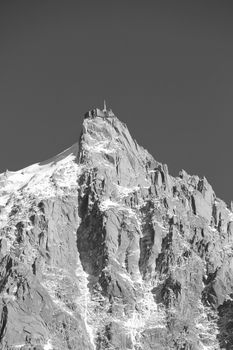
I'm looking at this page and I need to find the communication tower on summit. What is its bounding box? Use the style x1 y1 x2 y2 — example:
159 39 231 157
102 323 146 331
103 100 107 112
84 100 114 119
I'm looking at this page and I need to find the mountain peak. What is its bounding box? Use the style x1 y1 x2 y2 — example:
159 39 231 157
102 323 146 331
79 108 156 190
0 106 233 349
84 105 115 119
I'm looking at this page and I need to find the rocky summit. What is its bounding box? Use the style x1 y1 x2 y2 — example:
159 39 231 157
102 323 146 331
0 107 232 350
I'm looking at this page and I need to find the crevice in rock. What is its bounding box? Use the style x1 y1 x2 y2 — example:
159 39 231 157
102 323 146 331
0 304 8 342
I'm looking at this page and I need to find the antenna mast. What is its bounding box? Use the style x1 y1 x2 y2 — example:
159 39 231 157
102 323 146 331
103 100 107 112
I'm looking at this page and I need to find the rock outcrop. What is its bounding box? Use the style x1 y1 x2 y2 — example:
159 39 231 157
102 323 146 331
0 107 232 349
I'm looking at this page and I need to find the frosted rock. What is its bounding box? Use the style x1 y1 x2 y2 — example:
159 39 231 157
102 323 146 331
0 107 232 349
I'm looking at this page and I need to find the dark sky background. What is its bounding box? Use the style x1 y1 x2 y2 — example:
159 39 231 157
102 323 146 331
0 0 233 204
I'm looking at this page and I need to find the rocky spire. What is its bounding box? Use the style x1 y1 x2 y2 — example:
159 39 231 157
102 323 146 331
0 106 232 349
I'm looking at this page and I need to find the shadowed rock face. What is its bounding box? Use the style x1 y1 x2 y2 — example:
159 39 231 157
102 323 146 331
0 109 232 349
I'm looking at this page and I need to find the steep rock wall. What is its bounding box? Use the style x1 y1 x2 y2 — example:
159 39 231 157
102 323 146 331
0 111 232 349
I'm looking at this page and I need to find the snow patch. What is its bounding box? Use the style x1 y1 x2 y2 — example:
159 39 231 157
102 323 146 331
114 184 140 198
153 219 166 230
121 283 166 349
84 140 115 154
44 339 53 350
195 301 219 349
99 199 120 211
75 264 96 349
13 344 26 349
118 272 134 284
0 143 81 203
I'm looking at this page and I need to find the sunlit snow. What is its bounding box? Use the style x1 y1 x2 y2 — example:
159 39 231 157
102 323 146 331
0 143 80 206
43 339 53 350
84 140 115 154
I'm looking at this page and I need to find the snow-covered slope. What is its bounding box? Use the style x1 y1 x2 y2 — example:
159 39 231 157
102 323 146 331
0 142 80 204
0 107 233 350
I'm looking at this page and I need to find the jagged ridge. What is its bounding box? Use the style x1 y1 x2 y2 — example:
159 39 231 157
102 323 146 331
0 107 232 350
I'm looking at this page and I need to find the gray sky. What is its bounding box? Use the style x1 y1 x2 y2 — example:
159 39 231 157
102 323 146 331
0 0 233 203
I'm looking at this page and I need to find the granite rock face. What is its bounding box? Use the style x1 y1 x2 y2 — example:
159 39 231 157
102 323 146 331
0 108 233 349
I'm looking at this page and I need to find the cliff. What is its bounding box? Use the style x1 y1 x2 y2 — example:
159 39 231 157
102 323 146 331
0 108 232 349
